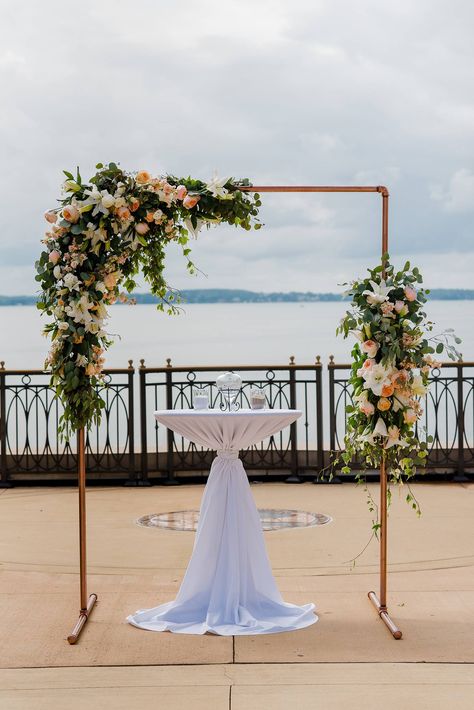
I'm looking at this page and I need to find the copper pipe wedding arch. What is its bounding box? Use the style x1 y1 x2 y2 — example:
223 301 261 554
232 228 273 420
67 183 401 643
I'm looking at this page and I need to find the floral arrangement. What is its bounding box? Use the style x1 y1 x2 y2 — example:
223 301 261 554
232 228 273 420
36 162 261 437
337 256 461 517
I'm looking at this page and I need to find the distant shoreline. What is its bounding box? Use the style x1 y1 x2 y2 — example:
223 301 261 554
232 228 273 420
1 288 474 306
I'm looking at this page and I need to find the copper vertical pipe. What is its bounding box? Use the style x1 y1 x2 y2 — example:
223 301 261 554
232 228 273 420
379 456 388 608
67 427 97 644
368 186 402 639
78 427 87 610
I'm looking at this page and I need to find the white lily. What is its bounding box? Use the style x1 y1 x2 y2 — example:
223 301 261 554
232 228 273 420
385 425 408 449
362 279 393 305
349 329 364 342
359 417 388 445
205 172 231 199
65 294 95 325
184 218 205 239
363 363 393 396
83 186 116 216
392 391 411 412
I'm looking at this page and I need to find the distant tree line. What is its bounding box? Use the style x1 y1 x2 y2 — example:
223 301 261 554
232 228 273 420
1 288 474 306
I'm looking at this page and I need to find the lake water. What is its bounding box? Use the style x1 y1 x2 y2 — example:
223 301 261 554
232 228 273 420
0 301 471 369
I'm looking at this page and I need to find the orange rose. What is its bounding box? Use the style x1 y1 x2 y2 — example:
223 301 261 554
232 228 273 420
145 212 155 222
377 397 392 411
116 206 131 221
183 194 200 209
136 170 151 184
129 198 140 212
381 383 394 397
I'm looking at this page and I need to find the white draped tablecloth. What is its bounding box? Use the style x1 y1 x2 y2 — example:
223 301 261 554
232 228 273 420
127 409 318 636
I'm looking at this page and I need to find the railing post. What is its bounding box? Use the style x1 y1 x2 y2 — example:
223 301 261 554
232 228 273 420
164 359 179 486
325 355 341 483
313 356 324 482
0 362 12 487
285 356 302 483
453 360 468 482
124 360 149 487
138 359 149 483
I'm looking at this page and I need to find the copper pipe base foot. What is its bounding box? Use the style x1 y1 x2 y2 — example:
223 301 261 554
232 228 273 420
67 593 97 645
368 591 402 639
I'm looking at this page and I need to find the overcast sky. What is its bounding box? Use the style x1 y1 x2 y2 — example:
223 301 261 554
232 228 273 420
1 0 473 295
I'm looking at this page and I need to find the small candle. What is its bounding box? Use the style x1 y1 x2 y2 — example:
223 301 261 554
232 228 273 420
250 390 266 410
193 389 209 409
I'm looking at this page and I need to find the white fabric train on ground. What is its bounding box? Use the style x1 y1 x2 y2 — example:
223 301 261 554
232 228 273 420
127 409 318 635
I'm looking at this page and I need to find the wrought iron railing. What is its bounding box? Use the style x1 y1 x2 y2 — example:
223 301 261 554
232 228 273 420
0 358 473 485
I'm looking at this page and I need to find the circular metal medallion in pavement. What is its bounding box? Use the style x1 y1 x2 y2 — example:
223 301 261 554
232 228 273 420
136 509 332 532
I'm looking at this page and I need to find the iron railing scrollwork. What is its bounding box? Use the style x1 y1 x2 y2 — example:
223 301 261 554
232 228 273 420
0 357 472 484
0 361 136 485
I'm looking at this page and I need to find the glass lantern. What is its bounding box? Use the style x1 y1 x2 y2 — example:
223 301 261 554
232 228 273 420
216 371 242 411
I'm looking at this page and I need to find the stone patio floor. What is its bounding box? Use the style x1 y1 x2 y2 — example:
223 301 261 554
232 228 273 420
0 481 473 708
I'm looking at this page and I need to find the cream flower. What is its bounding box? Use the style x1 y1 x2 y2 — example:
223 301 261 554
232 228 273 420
63 273 81 292
411 374 427 397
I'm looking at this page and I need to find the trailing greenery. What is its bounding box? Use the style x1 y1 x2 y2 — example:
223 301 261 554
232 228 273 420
337 255 461 530
36 162 261 437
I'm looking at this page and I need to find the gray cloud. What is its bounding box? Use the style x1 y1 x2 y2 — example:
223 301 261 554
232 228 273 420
0 0 473 294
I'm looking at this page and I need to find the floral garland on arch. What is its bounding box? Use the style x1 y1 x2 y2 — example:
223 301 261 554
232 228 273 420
337 256 461 520
36 162 261 437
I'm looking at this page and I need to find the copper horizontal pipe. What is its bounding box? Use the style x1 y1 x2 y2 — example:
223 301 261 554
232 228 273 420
239 185 389 194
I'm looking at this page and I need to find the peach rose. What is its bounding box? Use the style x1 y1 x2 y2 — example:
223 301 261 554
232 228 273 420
62 205 80 224
129 198 140 212
135 222 150 235
176 185 187 200
381 383 395 397
404 286 417 302
116 206 131 221
183 194 200 209
394 300 405 313
361 339 379 358
377 397 392 411
403 408 418 424
103 272 118 290
360 400 375 416
145 212 155 223
48 250 60 265
44 210 57 224
85 363 96 376
136 170 151 184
